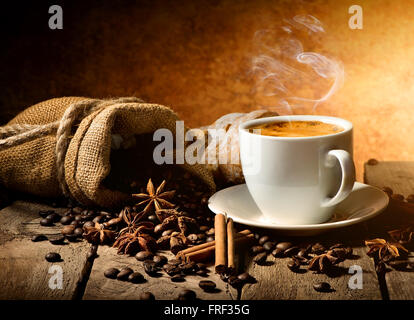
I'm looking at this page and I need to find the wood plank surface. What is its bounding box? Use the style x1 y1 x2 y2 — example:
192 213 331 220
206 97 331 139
0 201 92 299
364 161 414 300
83 245 237 300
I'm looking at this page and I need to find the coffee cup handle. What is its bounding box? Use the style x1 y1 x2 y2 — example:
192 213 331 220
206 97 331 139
321 149 356 207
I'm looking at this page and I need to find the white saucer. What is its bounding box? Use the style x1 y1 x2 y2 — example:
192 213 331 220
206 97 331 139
208 182 389 236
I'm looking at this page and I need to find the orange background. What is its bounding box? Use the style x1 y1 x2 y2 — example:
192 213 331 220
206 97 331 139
1 0 414 180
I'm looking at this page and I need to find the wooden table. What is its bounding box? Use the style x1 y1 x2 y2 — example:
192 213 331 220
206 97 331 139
0 161 413 300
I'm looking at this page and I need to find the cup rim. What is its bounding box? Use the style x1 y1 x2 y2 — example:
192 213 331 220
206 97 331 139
239 115 353 140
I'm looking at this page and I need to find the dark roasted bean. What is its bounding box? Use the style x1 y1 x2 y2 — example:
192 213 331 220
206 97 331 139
284 246 300 257
45 252 61 262
32 234 47 242
39 210 54 218
178 289 196 301
162 229 174 237
391 193 404 201
168 259 182 266
83 221 95 229
117 267 134 281
163 264 181 276
49 235 66 245
170 274 185 282
406 194 414 203
263 241 276 252
61 225 75 235
205 228 215 236
250 245 265 256
313 282 332 292
271 248 284 257
153 255 168 266
253 252 267 265
47 213 61 223
228 276 243 289
128 272 145 283
367 158 378 165
147 215 159 223
311 243 326 254
60 216 73 225
196 263 207 270
287 258 301 272
199 280 216 292
104 268 120 279
196 270 208 277
40 218 54 226
187 234 198 242
140 292 155 300
199 225 209 232
135 251 153 261
276 242 293 251
143 260 159 276
206 236 214 242
258 235 270 245
237 272 255 284
73 227 84 237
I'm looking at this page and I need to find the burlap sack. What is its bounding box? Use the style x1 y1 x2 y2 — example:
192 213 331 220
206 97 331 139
0 97 216 208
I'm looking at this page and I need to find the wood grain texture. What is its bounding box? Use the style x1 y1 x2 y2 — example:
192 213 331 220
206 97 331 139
83 245 236 300
364 161 414 300
0 201 92 299
241 247 381 300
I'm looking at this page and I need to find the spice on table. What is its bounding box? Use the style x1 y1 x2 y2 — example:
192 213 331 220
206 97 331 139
226 218 236 274
214 213 227 274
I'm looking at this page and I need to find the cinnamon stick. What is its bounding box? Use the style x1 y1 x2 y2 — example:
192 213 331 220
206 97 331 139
214 213 227 274
176 230 253 263
227 218 235 274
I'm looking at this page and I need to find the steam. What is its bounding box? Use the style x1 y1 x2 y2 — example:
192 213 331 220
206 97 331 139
252 15 344 113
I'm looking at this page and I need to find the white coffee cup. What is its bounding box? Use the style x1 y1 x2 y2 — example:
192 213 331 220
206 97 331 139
239 115 355 225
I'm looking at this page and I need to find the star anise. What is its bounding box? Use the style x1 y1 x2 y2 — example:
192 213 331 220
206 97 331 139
83 222 115 245
132 179 175 217
308 251 339 273
156 208 198 235
365 238 408 262
117 206 145 235
113 221 156 255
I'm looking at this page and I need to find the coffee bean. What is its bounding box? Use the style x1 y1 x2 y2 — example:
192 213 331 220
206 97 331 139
253 252 267 265
147 214 159 223
199 280 216 292
45 252 61 262
92 215 104 224
297 248 309 259
228 276 243 289
60 216 73 225
276 242 293 251
70 220 81 227
83 221 95 229
180 262 196 274
206 236 214 242
171 274 185 282
196 270 208 277
367 158 378 165
153 255 168 266
168 259 182 266
271 248 284 258
313 282 332 292
237 272 255 283
196 262 207 270
382 187 393 196
197 233 206 241
258 235 270 245
406 194 414 203
128 272 145 283
39 210 54 218
263 241 276 252
143 260 159 276
117 267 134 281
311 242 326 254
47 213 61 223
104 268 120 279
73 227 84 237
178 289 196 301
136 251 153 261
287 258 301 272
65 234 79 242
61 225 75 235
40 218 54 226
31 234 47 242
284 246 300 257
250 245 265 256
74 215 84 222
163 264 181 276
140 292 155 300
49 235 66 245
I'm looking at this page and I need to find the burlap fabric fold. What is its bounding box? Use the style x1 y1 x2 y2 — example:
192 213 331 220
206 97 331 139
0 97 216 208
